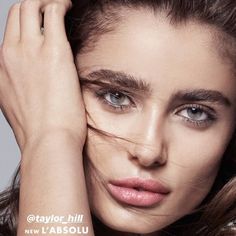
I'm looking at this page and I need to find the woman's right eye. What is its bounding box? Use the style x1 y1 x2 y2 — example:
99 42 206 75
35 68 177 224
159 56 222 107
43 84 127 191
95 89 135 112
104 92 131 107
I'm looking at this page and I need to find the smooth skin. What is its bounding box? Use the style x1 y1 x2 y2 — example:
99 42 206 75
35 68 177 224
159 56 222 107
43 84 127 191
1 1 236 236
0 0 93 235
77 10 236 235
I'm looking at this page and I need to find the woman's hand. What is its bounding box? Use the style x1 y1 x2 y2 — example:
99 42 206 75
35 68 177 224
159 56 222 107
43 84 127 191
0 1 95 235
0 0 87 152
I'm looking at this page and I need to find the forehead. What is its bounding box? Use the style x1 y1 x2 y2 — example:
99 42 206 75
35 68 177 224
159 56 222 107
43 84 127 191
77 9 235 98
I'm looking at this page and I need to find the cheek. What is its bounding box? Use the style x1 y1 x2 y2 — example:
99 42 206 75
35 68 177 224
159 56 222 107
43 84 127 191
164 127 232 212
169 125 231 190
83 130 122 177
171 126 230 174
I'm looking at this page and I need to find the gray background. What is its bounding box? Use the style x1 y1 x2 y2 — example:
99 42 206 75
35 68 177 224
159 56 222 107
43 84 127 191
0 0 20 191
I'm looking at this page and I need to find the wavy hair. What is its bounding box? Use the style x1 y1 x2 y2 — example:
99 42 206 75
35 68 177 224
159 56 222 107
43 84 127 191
1 0 236 235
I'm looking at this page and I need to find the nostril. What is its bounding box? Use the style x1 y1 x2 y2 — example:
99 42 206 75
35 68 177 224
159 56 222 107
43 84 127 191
153 161 165 167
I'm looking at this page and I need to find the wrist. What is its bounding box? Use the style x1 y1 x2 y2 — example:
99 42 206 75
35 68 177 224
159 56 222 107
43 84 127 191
21 129 84 168
24 128 84 149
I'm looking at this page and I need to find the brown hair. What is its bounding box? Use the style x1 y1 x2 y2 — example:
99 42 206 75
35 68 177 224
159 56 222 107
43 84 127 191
1 0 236 235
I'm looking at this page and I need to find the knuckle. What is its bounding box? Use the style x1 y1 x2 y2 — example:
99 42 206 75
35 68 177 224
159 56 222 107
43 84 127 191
20 0 30 11
46 2 65 12
45 0 71 13
60 0 72 8
20 0 40 12
8 3 20 16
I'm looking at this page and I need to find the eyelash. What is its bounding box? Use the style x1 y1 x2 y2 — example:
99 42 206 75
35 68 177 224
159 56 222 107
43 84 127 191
95 88 136 112
93 88 217 127
175 104 217 127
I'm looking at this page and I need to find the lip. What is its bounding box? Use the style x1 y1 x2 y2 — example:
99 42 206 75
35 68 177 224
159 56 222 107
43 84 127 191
107 177 170 207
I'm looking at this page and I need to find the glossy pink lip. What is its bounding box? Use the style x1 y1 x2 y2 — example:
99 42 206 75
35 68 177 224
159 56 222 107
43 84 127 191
108 178 170 207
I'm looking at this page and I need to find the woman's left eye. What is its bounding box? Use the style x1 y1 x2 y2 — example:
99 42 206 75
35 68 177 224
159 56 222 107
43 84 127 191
178 107 208 121
176 105 216 126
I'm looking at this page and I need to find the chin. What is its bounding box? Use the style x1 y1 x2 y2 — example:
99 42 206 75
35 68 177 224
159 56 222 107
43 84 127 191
98 215 160 234
91 202 170 234
113 224 159 234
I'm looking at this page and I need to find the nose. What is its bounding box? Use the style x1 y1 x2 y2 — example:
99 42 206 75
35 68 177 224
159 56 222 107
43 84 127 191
130 109 167 168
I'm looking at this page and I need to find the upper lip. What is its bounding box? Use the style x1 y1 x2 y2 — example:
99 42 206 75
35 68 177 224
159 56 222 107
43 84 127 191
109 177 170 194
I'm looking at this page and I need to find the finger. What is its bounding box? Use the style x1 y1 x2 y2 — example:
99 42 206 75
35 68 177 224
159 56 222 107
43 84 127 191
3 3 21 45
43 0 72 43
20 0 43 41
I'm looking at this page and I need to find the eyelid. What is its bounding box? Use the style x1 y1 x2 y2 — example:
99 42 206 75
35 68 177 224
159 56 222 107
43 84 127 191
174 103 217 128
175 103 216 115
84 80 141 107
96 87 135 100
84 81 219 127
93 88 138 113
82 80 145 100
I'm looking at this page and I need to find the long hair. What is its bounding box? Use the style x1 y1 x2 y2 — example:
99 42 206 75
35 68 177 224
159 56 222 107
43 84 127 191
1 0 236 235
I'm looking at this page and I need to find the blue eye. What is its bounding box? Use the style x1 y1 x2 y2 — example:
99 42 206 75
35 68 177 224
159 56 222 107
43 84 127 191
104 92 131 107
94 89 135 112
176 104 216 127
178 107 208 121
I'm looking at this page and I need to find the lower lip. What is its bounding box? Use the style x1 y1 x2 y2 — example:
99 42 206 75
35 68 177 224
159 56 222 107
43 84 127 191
107 183 167 207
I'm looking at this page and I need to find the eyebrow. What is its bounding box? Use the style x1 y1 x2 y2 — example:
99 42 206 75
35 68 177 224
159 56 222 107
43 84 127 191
172 89 231 107
80 69 231 107
81 69 151 94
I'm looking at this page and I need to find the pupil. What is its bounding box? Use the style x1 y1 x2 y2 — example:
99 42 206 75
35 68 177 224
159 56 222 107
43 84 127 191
114 92 122 99
110 92 124 103
191 108 199 114
187 108 203 119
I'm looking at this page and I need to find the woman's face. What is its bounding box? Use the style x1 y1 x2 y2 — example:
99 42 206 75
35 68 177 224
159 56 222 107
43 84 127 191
77 10 236 234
